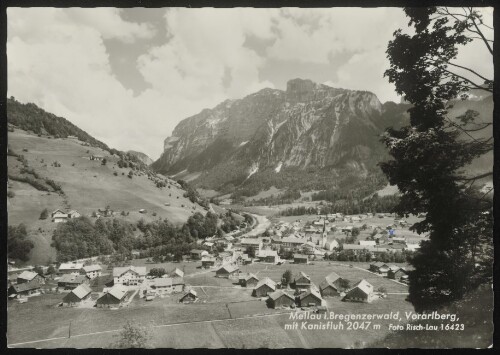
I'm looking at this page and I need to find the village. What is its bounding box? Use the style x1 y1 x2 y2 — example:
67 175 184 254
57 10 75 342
7 211 422 347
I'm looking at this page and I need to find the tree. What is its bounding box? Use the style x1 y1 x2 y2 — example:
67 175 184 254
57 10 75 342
34 265 44 276
282 269 292 287
101 158 107 165
47 265 56 275
338 278 351 291
39 208 49 220
383 7 493 312
112 320 152 348
149 268 166 278
377 286 387 294
8 224 34 261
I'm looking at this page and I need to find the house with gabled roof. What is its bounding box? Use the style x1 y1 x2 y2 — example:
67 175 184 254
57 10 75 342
8 280 41 298
369 262 391 275
179 289 198 303
294 271 312 290
252 277 277 297
58 274 90 290
96 285 128 308
267 290 295 309
238 273 259 288
80 264 102 279
63 283 92 306
113 266 146 285
170 268 184 278
215 264 239 278
388 266 407 280
319 272 346 297
17 271 45 285
343 279 375 303
58 262 84 275
293 254 309 264
299 289 325 307
51 209 68 223
257 249 280 263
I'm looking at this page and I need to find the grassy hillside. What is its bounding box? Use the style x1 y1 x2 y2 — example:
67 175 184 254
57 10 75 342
7 128 205 265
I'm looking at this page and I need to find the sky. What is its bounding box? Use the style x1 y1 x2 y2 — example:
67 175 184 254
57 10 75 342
7 7 493 160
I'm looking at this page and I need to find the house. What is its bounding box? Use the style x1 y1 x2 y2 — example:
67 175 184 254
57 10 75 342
96 285 128 308
252 277 277 297
267 290 295 309
8 280 41 298
201 255 216 268
90 154 104 161
179 289 198 303
294 272 312 290
240 238 263 252
301 241 317 255
319 272 345 297
343 279 375 303
239 273 259 288
369 262 391 275
113 266 146 285
293 254 309 264
58 274 90 290
215 264 240 278
282 236 305 249
58 263 84 275
171 277 185 293
190 249 208 260
239 253 252 265
80 265 102 279
203 241 215 250
359 240 377 247
17 271 45 285
51 209 68 223
67 210 81 219
63 283 92 306
405 243 421 252
257 249 279 263
388 267 407 280
299 289 325 307
170 268 184 278
149 277 173 295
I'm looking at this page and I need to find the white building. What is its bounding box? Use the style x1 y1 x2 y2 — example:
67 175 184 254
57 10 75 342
80 265 102 279
58 263 84 275
113 266 147 286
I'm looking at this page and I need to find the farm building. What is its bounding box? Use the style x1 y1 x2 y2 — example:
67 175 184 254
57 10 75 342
58 262 84 275
17 271 45 285
281 236 305 249
170 268 184 278
96 285 128 308
113 266 146 286
267 290 296 309
215 264 239 278
293 254 309 264
148 277 173 295
80 265 102 279
359 240 377 247
240 238 263 252
191 249 209 260
294 271 312 290
256 249 280 263
252 277 277 297
62 284 92 306
388 267 407 280
301 241 317 255
319 272 344 297
8 280 41 298
201 256 216 268
171 277 185 293
343 279 375 303
239 253 252 265
51 209 68 223
238 273 259 288
67 210 81 219
299 289 325 307
369 262 391 275
180 289 198 303
58 274 90 290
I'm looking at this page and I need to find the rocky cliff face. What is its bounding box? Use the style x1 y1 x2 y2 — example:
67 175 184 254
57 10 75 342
127 150 154 166
152 78 409 191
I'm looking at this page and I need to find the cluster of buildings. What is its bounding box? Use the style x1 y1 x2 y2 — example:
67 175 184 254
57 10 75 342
51 209 81 223
233 269 378 309
369 262 408 282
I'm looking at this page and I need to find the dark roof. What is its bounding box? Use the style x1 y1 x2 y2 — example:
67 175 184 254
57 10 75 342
10 280 41 293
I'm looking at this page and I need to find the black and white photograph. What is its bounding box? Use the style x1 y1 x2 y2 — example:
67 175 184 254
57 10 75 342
3 3 495 349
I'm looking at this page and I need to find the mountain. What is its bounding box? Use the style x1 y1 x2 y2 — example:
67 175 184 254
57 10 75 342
127 150 154 166
152 78 411 195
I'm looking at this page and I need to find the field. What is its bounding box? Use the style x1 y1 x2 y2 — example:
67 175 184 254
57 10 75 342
8 260 415 348
7 128 204 265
